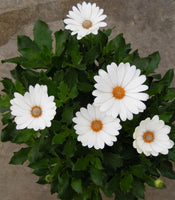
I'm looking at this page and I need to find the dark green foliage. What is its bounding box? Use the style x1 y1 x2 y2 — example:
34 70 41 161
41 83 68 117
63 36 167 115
10 147 31 165
33 20 53 51
120 174 133 193
71 178 83 193
1 20 175 200
1 123 18 142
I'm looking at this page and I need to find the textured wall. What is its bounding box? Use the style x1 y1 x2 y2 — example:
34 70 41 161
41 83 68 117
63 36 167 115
0 0 175 200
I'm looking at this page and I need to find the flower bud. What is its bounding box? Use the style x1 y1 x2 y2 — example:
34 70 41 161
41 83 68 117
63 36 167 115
45 174 53 183
154 179 164 188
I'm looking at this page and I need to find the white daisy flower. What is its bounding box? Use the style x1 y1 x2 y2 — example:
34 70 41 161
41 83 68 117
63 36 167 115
72 104 121 149
10 84 56 131
133 115 174 156
92 62 149 121
64 1 107 40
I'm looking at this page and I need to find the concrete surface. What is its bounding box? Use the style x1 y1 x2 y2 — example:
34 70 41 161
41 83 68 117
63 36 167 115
0 0 175 200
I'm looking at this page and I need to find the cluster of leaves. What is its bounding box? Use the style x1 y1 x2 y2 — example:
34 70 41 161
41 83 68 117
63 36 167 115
0 20 175 200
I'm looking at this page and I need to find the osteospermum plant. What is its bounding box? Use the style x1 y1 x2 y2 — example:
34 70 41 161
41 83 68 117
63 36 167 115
1 2 175 200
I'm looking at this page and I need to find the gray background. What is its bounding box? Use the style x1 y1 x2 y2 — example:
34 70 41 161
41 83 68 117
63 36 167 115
0 0 175 200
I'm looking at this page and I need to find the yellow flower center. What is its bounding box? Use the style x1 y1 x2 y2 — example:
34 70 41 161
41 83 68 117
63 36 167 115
82 20 92 29
91 120 103 132
31 106 42 118
112 86 125 99
143 131 155 143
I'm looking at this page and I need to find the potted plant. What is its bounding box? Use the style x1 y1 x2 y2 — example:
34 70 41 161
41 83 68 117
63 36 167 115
0 2 175 200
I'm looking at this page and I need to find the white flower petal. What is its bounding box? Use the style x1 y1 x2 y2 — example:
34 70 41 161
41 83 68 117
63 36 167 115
93 62 149 121
80 107 91 121
73 103 121 149
96 136 105 149
100 98 115 112
10 84 56 131
126 92 149 101
128 84 148 93
64 2 107 39
106 63 118 86
125 75 146 90
133 115 174 156
95 83 112 92
94 93 112 104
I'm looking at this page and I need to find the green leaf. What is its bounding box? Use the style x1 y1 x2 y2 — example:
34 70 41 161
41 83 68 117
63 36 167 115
22 60 46 69
53 70 64 83
39 46 52 65
104 174 120 197
10 66 39 88
19 48 41 61
51 178 59 194
64 68 78 88
1 78 15 95
74 64 86 70
164 88 175 101
103 29 112 37
73 157 89 171
38 130 51 151
28 142 44 163
71 178 83 193
57 82 69 102
1 123 18 142
52 131 70 145
84 47 99 64
90 168 104 186
90 157 103 170
145 176 157 188
67 37 82 65
55 30 67 56
95 30 109 47
132 52 160 75
105 33 130 62
28 158 49 169
63 138 77 157
168 147 175 162
159 112 173 123
0 106 9 112
103 152 123 169
149 69 174 95
78 82 94 92
17 35 39 51
92 188 103 200
13 129 36 144
1 111 11 125
132 179 145 199
62 106 74 124
39 70 57 96
9 147 31 165
145 52 160 75
50 161 62 176
161 69 174 87
0 94 11 108
130 164 146 178
57 172 70 196
114 190 136 200
1 56 27 65
69 85 78 99
106 33 125 53
54 99 63 108
14 81 24 94
170 125 175 140
120 174 133 193
37 175 47 185
158 160 175 179
33 20 52 51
